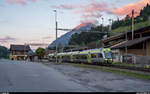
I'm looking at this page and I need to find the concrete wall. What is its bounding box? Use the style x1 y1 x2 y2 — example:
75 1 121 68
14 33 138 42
111 49 120 62
136 56 150 64
120 49 144 56
146 40 150 56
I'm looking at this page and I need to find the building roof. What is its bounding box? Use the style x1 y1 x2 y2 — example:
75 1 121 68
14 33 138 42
103 25 150 43
111 36 150 49
10 45 31 51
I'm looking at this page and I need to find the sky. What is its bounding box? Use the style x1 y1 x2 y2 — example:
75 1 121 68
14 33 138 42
0 0 150 50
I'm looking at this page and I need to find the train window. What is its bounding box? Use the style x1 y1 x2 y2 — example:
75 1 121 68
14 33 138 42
80 55 87 59
58 56 62 59
98 53 103 58
91 54 96 58
52 56 55 59
74 55 80 59
64 55 70 59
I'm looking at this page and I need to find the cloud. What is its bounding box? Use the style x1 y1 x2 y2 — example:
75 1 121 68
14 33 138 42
42 36 52 39
51 4 76 10
81 12 102 19
28 43 49 46
74 0 108 14
0 36 16 43
80 19 99 24
110 0 150 16
51 0 108 24
51 0 150 22
7 0 36 6
52 0 108 19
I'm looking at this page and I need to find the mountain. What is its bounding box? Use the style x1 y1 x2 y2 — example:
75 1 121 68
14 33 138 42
48 23 96 48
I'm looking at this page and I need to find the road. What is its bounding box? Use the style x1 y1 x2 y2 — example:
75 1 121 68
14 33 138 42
0 59 90 92
1 59 150 92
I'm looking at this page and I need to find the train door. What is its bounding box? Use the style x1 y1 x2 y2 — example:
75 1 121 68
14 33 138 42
90 53 97 63
87 53 91 63
97 53 105 63
70 54 73 62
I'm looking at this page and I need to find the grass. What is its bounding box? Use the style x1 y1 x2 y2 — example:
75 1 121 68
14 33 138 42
70 63 150 80
111 21 149 36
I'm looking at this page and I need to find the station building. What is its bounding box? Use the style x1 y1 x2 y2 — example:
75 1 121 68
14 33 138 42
102 26 150 64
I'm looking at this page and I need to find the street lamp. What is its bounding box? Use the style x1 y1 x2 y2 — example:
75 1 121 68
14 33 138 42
53 10 58 63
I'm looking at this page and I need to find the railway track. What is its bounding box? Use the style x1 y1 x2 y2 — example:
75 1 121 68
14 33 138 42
107 64 150 72
68 62 150 73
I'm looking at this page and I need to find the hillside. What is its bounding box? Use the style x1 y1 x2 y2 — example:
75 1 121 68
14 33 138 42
111 20 150 36
110 4 150 36
48 23 96 49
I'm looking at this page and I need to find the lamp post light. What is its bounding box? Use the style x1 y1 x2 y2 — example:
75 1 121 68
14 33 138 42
53 10 58 63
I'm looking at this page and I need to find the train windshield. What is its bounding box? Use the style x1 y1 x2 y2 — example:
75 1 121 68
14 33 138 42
104 52 112 59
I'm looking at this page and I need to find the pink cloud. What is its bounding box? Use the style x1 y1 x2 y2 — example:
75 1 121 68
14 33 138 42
51 0 108 24
7 0 36 6
7 0 15 4
80 19 99 24
16 0 26 5
110 0 150 16
51 4 76 10
0 36 16 43
29 0 36 2
81 12 102 19
74 0 108 14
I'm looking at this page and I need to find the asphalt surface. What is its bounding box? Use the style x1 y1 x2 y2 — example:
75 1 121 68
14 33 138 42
0 59 90 92
1 59 150 92
44 63 150 92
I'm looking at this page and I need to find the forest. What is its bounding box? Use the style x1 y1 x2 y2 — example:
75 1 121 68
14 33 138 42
68 4 150 47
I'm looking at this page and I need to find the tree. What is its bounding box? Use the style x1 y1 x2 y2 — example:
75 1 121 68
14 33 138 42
0 46 9 59
35 47 46 60
69 32 105 46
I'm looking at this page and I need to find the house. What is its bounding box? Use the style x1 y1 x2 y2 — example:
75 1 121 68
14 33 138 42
10 44 31 60
102 26 150 63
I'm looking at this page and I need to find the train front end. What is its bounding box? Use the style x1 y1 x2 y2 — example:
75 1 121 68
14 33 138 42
103 48 113 63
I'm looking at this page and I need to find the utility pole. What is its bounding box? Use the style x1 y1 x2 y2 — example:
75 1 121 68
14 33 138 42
101 17 104 32
132 9 134 40
125 30 128 63
53 10 58 63
102 18 104 32
108 19 112 37
24 43 26 61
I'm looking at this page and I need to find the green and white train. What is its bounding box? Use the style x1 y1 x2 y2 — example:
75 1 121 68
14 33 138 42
48 48 113 64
